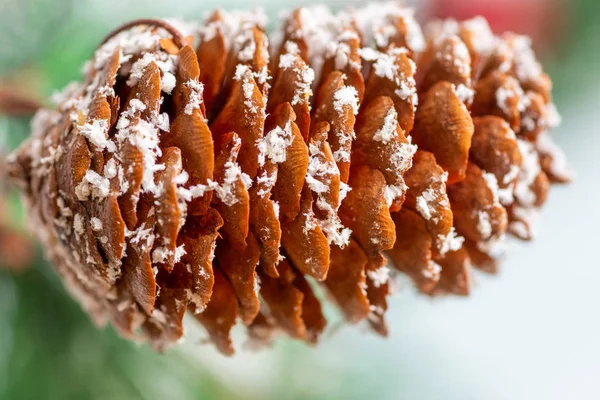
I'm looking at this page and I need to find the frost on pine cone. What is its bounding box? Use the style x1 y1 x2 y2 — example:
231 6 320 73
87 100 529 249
6 3 571 354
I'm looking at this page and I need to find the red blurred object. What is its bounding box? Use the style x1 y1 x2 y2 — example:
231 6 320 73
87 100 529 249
0 158 34 272
426 0 568 53
0 228 34 271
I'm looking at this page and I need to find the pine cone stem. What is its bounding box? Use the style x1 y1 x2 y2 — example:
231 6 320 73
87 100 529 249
100 19 187 49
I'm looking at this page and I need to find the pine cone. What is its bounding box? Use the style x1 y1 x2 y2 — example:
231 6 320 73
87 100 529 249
6 3 571 354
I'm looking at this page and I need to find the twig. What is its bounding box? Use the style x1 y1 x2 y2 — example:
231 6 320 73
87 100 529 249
0 88 44 117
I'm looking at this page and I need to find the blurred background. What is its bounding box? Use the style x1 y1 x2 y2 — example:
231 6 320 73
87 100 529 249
0 0 598 399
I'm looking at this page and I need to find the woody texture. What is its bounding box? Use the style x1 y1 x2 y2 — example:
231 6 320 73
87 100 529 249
5 3 571 355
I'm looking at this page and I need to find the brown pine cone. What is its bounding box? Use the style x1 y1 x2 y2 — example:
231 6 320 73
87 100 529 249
6 4 570 354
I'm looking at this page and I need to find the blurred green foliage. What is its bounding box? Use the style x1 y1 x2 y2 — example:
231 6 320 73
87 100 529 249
544 0 600 100
0 263 240 400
